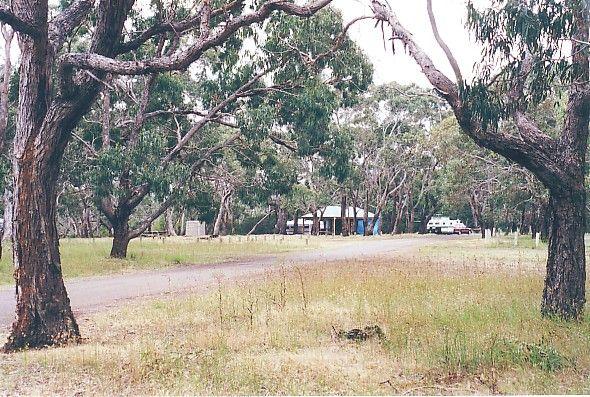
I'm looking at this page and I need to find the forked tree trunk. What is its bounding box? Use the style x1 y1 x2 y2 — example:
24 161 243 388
213 191 231 237
542 191 586 319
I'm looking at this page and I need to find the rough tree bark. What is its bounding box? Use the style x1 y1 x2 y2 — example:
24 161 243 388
110 210 131 259
373 0 590 319
2 0 137 351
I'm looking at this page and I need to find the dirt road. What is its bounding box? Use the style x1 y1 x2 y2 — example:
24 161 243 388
0 235 448 329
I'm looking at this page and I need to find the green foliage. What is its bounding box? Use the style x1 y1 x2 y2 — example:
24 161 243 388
464 0 582 130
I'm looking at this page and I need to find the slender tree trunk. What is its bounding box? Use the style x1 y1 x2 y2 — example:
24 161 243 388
351 195 358 235
519 204 528 235
165 208 177 236
248 211 272 235
2 186 12 242
540 201 550 242
341 193 349 237
407 189 415 233
407 208 415 233
0 24 13 152
293 209 299 235
392 195 405 235
363 190 369 236
542 191 586 319
179 209 186 235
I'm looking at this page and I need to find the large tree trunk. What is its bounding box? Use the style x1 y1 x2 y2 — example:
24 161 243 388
110 213 131 259
276 206 288 235
6 129 79 352
310 205 319 235
374 1 589 320
4 157 80 351
541 191 586 319
3 1 79 351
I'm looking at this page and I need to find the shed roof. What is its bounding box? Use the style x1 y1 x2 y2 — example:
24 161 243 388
301 205 374 219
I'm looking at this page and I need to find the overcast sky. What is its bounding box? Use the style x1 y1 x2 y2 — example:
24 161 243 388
331 0 485 86
2 0 485 89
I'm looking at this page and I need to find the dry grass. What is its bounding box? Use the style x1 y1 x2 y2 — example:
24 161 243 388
0 234 342 285
1 236 590 395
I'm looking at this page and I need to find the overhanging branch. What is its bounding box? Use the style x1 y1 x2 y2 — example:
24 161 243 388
59 0 331 85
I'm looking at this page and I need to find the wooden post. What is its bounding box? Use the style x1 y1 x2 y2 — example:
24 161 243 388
514 228 519 246
535 232 540 248
332 218 335 236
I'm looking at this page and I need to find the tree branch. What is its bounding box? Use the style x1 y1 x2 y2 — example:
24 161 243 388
373 2 568 190
58 0 331 81
48 0 94 53
161 68 269 164
0 5 40 37
426 0 463 85
114 0 244 54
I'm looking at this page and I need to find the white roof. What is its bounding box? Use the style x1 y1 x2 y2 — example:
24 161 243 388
287 219 316 226
301 206 374 219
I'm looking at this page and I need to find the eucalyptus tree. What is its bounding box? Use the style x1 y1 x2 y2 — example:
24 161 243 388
373 0 589 318
0 0 335 351
340 83 446 234
70 6 370 256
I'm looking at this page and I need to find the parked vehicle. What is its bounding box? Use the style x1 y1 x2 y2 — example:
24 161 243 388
453 222 471 234
426 215 461 234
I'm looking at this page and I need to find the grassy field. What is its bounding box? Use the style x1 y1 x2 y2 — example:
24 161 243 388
2 235 590 394
0 234 337 285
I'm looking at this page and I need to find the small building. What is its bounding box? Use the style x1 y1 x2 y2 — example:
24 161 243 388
185 220 207 236
292 205 376 235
